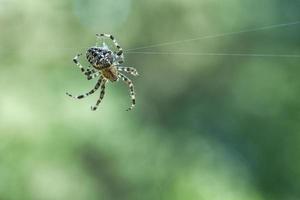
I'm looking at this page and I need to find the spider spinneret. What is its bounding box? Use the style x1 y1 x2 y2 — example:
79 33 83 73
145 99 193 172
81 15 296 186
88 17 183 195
66 33 138 111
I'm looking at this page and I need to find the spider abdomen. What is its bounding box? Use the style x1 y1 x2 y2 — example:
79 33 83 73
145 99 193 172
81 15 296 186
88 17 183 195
101 66 118 82
86 47 114 69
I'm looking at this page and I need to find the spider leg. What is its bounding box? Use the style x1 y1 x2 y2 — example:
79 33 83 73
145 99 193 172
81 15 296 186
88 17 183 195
85 67 96 75
73 54 99 80
118 73 136 111
66 76 103 99
117 60 124 64
87 72 100 80
116 66 139 76
96 33 124 58
91 79 107 111
85 68 100 80
73 53 86 73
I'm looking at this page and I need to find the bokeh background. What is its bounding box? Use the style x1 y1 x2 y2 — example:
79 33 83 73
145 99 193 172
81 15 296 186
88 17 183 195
1 0 300 199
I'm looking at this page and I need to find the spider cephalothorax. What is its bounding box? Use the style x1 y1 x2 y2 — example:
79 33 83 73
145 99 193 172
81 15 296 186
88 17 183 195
67 33 138 111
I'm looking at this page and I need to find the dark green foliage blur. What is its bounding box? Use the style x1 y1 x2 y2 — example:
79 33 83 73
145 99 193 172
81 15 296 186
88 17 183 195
0 0 300 199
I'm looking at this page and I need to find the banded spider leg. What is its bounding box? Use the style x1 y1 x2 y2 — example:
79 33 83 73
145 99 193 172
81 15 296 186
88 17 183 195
116 66 139 76
73 53 99 80
96 33 124 63
91 79 108 111
118 73 136 111
66 76 103 100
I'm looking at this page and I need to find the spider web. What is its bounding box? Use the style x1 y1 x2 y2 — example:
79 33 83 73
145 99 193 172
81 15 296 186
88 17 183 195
125 51 300 58
123 20 300 59
3 20 298 59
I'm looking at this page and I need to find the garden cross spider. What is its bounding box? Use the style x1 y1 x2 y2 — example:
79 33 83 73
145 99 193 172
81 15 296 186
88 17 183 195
66 34 138 111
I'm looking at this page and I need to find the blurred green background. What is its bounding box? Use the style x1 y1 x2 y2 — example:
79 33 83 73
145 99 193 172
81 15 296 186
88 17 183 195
1 0 300 199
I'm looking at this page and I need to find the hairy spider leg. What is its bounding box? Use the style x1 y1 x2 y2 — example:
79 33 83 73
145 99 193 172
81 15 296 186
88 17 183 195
73 53 98 80
116 66 139 76
116 58 124 64
85 68 100 80
66 76 103 99
87 72 100 80
91 79 108 111
118 73 136 111
96 34 124 58
85 67 96 75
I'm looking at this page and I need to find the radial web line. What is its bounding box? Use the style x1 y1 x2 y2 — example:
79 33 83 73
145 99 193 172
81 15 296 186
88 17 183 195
125 20 300 51
125 51 300 58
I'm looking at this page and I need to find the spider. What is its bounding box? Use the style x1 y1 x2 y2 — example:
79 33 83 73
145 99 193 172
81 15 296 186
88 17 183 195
66 34 138 111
